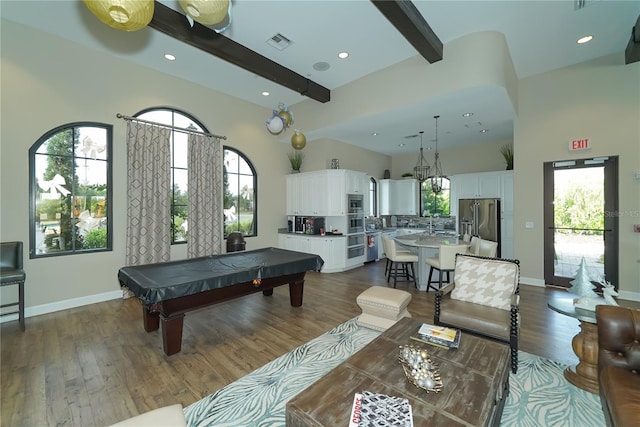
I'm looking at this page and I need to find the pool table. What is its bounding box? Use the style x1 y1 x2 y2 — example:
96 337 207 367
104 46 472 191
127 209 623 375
118 247 324 355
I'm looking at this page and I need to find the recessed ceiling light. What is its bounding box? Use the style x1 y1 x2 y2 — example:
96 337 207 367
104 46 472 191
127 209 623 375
398 143 405 147
577 35 593 44
164 54 176 61
372 132 378 136
261 91 270 96
462 112 473 117
338 52 349 59
480 129 489 133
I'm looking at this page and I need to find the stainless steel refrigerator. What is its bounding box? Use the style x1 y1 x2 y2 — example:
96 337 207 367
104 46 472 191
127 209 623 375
458 198 501 256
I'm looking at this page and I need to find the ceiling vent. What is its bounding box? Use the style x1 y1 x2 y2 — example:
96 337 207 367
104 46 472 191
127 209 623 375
464 122 482 128
266 33 293 51
574 0 601 11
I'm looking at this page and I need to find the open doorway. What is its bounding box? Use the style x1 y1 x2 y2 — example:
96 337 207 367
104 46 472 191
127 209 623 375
543 156 618 289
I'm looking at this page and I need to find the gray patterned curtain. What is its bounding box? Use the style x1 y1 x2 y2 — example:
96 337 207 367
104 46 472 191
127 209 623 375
187 133 224 257
125 121 172 267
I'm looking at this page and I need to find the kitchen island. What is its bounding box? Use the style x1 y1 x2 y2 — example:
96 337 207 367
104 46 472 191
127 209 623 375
394 233 468 291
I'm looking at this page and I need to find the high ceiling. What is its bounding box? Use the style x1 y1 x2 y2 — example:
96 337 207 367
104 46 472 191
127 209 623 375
2 1 638 155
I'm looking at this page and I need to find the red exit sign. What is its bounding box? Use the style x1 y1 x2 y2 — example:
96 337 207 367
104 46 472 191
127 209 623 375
569 138 590 151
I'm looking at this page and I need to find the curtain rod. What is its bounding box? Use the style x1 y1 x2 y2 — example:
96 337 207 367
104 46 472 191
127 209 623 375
116 113 227 140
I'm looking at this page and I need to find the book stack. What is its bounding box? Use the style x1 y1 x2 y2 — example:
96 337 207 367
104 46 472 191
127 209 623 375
410 323 461 349
349 391 413 427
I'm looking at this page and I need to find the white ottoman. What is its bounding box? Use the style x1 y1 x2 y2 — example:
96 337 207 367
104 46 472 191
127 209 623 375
356 286 412 331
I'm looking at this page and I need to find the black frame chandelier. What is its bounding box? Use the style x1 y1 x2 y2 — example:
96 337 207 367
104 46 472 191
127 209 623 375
413 131 430 182
430 115 444 194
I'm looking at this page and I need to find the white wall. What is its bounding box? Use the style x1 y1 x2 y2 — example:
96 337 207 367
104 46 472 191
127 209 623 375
513 54 640 298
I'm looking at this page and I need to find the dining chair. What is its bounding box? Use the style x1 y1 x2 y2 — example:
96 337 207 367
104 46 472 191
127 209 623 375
424 243 469 292
381 234 418 288
477 238 499 257
469 236 480 255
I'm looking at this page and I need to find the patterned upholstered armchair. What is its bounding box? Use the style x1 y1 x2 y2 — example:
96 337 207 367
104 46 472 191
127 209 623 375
434 254 520 373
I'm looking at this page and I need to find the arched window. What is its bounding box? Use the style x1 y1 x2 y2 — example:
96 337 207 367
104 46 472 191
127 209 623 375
135 107 258 242
223 147 257 237
369 177 377 217
29 122 113 257
135 108 209 244
420 178 450 216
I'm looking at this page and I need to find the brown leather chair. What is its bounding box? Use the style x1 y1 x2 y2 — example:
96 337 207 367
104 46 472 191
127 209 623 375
596 305 640 427
1 241 26 331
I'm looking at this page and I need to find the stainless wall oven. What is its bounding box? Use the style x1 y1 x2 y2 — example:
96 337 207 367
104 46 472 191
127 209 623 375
347 194 365 261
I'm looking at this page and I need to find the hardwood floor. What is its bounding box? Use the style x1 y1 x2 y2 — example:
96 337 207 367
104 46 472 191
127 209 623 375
1 260 637 426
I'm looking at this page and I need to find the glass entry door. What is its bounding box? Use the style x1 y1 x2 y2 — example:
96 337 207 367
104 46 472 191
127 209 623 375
543 156 618 289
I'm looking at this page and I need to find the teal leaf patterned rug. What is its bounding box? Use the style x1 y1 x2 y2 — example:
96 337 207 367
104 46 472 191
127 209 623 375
184 318 603 427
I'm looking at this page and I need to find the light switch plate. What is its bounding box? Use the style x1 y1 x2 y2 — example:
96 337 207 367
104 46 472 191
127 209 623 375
525 221 534 229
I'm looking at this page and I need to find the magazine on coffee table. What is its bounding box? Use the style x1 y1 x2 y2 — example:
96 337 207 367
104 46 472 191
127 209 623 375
349 391 413 426
410 323 461 349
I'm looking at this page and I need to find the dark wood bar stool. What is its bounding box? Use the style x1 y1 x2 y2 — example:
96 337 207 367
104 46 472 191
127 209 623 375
1 241 26 331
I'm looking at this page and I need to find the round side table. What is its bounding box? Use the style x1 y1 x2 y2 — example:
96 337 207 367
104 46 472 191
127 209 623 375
547 291 602 394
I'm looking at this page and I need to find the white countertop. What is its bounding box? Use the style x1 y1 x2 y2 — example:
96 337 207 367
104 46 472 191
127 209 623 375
394 233 464 248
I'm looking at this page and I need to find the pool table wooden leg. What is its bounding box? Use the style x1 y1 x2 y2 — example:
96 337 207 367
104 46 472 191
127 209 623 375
143 305 160 332
290 279 304 307
161 314 185 356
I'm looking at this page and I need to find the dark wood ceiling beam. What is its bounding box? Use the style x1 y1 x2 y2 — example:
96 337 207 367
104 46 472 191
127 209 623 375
148 2 330 103
371 0 443 64
625 14 640 64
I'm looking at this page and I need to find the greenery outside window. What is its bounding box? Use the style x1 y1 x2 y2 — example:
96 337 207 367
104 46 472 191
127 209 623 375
29 123 112 257
223 147 257 237
420 178 450 216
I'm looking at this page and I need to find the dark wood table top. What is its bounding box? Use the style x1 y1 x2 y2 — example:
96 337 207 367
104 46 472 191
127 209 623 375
286 317 510 427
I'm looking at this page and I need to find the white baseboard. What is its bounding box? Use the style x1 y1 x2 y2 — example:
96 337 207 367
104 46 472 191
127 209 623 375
520 277 546 287
520 276 640 302
0 290 122 324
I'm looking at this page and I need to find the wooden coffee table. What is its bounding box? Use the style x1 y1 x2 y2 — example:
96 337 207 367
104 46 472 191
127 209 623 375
286 317 511 426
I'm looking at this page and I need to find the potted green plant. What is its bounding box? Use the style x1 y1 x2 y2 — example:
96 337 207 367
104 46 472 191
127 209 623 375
401 172 414 179
287 150 304 173
500 144 514 170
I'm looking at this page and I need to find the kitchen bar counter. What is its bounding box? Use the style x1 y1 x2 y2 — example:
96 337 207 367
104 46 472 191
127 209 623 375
394 233 463 248
394 232 468 291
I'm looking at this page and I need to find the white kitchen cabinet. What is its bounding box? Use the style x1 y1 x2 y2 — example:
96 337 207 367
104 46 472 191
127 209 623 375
286 170 343 216
395 179 419 215
287 170 374 216
452 171 501 199
278 234 345 273
345 170 368 195
379 179 418 215
325 171 347 216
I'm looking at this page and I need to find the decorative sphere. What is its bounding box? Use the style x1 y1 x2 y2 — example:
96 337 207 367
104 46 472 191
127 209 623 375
278 110 293 127
291 130 306 149
266 115 284 135
425 378 436 389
